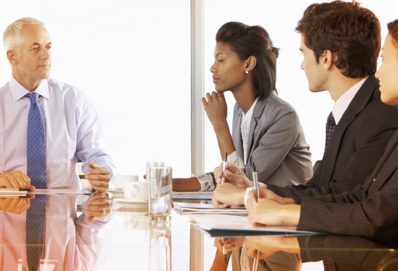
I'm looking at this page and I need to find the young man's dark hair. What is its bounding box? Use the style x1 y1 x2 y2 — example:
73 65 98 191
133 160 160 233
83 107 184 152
296 0 381 78
388 19 398 48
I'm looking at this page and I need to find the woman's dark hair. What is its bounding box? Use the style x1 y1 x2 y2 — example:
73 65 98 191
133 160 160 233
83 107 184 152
388 19 398 48
296 0 381 78
216 21 279 100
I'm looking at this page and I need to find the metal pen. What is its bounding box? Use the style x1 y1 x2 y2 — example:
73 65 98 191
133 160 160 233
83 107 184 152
219 152 228 265
222 238 227 264
221 152 227 184
252 162 260 200
251 162 260 270
252 250 259 271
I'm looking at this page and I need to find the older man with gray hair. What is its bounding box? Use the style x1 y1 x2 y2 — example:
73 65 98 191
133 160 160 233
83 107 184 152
0 17 116 191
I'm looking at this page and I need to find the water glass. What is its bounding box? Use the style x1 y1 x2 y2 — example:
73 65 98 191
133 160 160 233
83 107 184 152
146 159 165 180
148 167 172 217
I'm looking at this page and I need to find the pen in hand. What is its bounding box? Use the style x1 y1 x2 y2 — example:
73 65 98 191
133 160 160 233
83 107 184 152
222 238 227 264
252 162 260 200
221 152 227 184
252 250 259 271
249 159 260 271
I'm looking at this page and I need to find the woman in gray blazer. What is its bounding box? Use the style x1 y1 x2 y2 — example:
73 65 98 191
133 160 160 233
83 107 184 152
173 22 312 191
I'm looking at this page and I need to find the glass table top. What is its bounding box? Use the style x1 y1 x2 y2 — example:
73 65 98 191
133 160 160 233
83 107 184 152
1 192 397 271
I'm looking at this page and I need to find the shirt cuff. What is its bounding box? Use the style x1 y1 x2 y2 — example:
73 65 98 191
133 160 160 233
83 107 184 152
227 151 245 168
244 183 267 206
195 172 215 191
244 187 255 206
194 151 244 192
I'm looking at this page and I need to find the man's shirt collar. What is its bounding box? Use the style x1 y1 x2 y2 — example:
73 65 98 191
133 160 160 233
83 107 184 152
332 76 368 124
9 76 50 102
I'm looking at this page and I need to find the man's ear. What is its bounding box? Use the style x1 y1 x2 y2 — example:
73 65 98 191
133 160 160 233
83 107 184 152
245 55 257 73
7 50 18 65
320 50 334 71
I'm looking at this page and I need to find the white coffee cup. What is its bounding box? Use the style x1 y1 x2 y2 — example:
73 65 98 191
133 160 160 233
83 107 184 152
113 175 139 190
124 180 149 199
124 214 150 230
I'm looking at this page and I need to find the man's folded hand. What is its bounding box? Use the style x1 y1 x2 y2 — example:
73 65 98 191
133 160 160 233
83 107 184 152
0 171 34 191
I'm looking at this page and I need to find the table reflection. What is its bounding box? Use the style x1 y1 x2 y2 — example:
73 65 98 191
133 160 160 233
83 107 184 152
298 235 398 271
3 193 398 270
149 218 172 271
0 192 113 270
211 236 301 271
208 233 398 271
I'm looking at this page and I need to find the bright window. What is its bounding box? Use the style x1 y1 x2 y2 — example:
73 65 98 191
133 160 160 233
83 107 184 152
0 0 191 177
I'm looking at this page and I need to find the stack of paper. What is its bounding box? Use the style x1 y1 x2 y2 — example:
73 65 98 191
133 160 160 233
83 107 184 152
0 188 30 197
190 214 320 237
172 191 213 200
173 202 248 215
0 188 94 197
32 189 92 195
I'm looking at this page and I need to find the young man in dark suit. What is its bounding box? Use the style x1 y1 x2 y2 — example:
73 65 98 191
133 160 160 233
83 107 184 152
212 0 398 206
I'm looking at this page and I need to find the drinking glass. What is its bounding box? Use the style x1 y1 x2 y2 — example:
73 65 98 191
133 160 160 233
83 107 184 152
148 166 172 217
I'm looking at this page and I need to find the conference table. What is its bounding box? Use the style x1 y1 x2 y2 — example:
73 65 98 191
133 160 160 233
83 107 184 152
1 191 398 271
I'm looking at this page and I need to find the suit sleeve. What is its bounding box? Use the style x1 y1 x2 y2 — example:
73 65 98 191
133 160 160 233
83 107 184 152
245 108 303 183
296 169 398 243
297 235 389 269
268 104 398 198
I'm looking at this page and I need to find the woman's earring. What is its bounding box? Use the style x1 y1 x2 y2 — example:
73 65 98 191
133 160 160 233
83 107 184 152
245 71 249 74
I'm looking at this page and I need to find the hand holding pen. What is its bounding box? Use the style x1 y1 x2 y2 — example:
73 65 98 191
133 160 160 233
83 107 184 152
214 237 245 253
214 157 253 188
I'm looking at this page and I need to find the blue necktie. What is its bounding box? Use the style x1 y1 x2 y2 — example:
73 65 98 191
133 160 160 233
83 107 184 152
25 93 47 189
26 195 47 271
325 112 336 152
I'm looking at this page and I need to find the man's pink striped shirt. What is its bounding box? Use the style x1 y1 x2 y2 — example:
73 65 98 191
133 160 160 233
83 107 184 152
332 76 368 124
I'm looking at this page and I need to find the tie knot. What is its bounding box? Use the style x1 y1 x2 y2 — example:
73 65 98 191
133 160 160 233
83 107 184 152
25 92 40 105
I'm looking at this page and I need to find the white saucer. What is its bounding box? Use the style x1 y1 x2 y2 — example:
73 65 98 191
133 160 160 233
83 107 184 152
114 197 148 203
